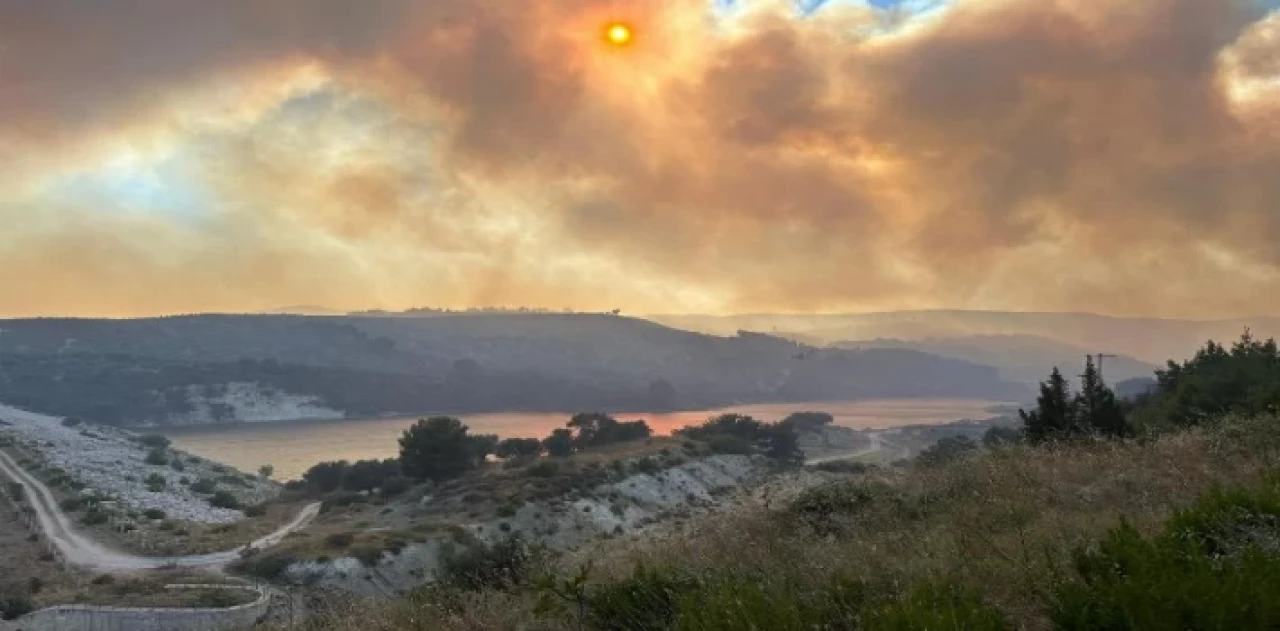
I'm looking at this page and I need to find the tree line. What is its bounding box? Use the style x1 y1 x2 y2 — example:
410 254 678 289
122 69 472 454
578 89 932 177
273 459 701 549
299 410 807 493
1019 330 1280 444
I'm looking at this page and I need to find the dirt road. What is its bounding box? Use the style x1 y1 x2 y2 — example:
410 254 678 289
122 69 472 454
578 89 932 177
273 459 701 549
0 449 318 572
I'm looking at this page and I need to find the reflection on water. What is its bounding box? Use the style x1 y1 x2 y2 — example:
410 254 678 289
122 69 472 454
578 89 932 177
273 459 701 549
162 398 1008 480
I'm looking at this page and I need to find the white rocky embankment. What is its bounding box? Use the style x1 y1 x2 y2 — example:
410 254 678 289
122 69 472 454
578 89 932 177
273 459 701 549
157 382 344 425
0 404 277 524
288 455 765 595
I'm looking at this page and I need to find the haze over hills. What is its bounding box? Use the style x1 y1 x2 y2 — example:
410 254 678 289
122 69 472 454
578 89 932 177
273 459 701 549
648 311 1280 365
831 335 1157 388
0 313 1024 427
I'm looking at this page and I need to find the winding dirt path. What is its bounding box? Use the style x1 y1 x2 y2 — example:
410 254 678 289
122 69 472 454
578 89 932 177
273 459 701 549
0 450 318 572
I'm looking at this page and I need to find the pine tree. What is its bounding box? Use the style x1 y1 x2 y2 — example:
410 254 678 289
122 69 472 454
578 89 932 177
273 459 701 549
1075 356 1128 438
1021 367 1075 444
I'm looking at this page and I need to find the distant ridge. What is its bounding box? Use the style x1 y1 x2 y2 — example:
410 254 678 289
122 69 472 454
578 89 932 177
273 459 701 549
646 310 1280 365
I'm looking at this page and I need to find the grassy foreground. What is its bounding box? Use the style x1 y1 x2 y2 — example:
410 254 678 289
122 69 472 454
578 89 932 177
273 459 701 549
274 416 1280 630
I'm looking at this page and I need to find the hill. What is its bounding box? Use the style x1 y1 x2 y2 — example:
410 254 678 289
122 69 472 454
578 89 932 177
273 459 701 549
649 310 1280 364
0 314 1024 426
833 335 1157 387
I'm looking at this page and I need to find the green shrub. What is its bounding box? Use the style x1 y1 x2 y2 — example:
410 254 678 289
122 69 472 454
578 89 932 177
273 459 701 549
144 448 169 466
582 564 697 630
189 478 217 494
191 589 245 609
61 417 83 427
864 582 1009 631
352 546 384 568
230 553 298 581
786 481 910 536
170 459 186 472
143 508 166 520
439 536 542 591
814 460 870 475
497 503 519 518
138 434 171 449
707 434 754 456
0 593 34 620
633 457 661 476
1053 482 1280 630
82 509 109 526
243 504 267 518
59 497 83 511
326 532 355 549
6 483 23 501
208 491 240 509
527 461 561 478
145 473 166 492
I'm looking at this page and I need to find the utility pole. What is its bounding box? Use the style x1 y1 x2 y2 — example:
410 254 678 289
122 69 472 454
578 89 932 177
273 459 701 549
1087 353 1118 384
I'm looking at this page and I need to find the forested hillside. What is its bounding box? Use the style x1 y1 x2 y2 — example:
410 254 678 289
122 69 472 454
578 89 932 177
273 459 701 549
0 314 1025 426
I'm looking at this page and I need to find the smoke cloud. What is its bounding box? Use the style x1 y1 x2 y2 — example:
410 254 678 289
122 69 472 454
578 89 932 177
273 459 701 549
1 0 1278 317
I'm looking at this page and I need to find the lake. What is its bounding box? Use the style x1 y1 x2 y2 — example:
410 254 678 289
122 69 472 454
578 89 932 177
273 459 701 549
162 398 1011 480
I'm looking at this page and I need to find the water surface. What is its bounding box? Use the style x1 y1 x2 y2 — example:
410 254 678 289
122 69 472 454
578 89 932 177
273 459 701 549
163 398 1008 480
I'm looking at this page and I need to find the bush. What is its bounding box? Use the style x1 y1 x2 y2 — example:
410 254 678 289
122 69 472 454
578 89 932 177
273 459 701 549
143 508 166 520
145 473 166 492
302 461 349 493
632 456 661 476
0 593 34 620
189 478 217 494
61 417 83 427
59 496 83 511
814 460 870 475
380 475 410 498
243 504 267 518
352 546 384 568
707 434 753 455
320 493 367 513
170 459 186 472
144 448 169 466
6 483 23 501
138 434 171 449
1052 482 1280 630
916 436 979 468
208 491 240 509
230 553 298 581
326 532 356 549
82 509 109 526
439 537 542 591
787 481 910 536
527 460 562 478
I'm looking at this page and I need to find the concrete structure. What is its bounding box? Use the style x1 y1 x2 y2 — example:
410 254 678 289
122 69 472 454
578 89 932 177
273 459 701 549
0 585 270 631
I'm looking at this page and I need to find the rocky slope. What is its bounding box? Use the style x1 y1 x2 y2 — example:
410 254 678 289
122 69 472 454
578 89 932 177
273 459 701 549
285 455 770 595
0 404 276 524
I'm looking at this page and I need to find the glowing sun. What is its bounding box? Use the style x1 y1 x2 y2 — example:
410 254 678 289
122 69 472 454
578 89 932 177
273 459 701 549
604 22 634 47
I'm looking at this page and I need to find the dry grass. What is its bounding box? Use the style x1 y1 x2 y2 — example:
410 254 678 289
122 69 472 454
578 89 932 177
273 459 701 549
274 416 1280 630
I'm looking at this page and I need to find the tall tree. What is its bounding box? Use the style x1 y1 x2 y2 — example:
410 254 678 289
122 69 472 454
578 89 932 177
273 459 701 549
1021 367 1076 443
1076 357 1128 438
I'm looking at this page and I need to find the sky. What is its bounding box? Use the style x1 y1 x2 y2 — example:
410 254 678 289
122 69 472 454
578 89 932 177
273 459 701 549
1 0 1279 319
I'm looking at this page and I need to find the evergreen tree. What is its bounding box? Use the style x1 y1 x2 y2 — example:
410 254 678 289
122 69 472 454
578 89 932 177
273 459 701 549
1075 356 1128 437
1020 367 1075 444
399 417 476 481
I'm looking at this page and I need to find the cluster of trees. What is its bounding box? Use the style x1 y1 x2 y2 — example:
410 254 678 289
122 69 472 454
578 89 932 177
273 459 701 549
300 412 659 490
1020 356 1127 443
1132 330 1280 430
676 414 803 464
1019 331 1280 444
301 458 409 496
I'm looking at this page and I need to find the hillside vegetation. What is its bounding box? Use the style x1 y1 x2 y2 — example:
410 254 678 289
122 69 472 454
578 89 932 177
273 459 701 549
0 314 1022 426
276 333 1280 630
